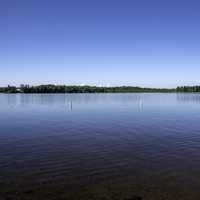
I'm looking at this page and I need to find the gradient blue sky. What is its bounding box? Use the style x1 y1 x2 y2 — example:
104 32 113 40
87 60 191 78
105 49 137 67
0 0 200 87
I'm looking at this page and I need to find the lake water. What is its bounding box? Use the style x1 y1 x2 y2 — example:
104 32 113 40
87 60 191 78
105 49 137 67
1 93 200 200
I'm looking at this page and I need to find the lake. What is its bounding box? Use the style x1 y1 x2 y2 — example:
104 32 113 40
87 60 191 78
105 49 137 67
1 93 200 200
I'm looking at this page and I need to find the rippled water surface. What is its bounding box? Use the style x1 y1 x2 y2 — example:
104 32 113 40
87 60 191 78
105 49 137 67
1 93 200 200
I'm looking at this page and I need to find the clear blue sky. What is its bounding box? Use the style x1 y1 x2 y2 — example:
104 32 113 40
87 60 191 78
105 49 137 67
0 0 200 87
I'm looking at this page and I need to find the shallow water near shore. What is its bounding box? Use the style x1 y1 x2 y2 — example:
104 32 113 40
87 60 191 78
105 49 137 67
1 93 200 200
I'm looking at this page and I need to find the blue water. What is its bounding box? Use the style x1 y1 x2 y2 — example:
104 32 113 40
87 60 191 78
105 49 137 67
1 93 200 199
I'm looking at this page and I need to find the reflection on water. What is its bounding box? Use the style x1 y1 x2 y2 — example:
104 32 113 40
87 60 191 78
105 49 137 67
1 93 149 113
1 93 147 105
1 93 200 200
2 93 200 108
177 93 200 103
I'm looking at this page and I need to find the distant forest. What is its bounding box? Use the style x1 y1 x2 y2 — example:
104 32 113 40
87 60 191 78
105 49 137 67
0 85 199 93
176 86 200 92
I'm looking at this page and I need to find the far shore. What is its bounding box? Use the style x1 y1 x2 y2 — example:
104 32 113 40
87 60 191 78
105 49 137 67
1 84 200 93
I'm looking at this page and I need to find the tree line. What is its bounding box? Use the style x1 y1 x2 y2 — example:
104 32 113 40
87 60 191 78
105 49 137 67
0 84 175 93
176 86 200 92
1 85 200 93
